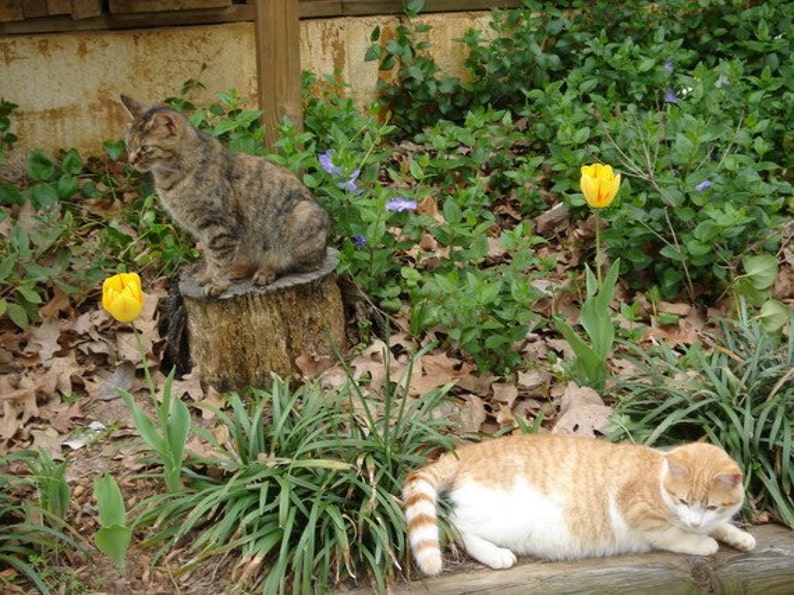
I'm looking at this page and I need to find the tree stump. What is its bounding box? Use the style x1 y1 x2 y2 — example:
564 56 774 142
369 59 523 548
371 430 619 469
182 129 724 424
178 250 345 392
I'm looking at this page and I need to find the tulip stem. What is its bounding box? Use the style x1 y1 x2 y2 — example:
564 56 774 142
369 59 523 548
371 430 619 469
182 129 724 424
131 325 156 398
595 212 603 286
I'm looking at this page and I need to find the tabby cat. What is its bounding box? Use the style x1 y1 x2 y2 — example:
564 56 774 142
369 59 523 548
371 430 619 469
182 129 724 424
120 95 329 297
403 433 755 576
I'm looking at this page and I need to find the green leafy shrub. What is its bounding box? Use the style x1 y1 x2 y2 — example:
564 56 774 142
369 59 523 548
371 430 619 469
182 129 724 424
365 0 470 137
131 354 455 593
372 0 792 302
609 302 794 528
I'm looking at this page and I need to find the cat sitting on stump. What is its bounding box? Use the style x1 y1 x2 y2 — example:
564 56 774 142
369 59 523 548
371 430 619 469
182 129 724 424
120 95 329 297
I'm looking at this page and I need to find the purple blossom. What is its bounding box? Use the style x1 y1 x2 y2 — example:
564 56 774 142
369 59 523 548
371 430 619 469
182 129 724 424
353 234 367 247
664 86 678 104
318 150 343 176
320 151 363 194
385 197 417 213
695 180 712 191
663 60 674 73
337 169 363 195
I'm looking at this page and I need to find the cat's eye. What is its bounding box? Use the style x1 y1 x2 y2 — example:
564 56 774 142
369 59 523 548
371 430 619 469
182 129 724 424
706 505 718 511
678 498 689 506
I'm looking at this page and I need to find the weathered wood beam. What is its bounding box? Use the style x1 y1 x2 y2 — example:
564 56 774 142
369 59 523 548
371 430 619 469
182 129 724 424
364 524 794 595
254 0 303 148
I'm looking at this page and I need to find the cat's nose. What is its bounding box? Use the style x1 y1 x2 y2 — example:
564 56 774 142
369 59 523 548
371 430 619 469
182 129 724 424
128 151 139 165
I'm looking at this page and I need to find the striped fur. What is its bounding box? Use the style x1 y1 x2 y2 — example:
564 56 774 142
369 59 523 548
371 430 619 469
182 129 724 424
403 453 460 576
120 95 329 297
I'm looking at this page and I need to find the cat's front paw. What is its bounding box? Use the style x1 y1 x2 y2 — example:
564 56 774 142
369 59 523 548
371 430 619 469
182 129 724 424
202 279 230 297
687 536 719 556
253 268 277 286
714 524 756 552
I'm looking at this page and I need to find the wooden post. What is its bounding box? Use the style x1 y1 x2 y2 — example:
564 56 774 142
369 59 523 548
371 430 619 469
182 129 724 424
254 0 303 148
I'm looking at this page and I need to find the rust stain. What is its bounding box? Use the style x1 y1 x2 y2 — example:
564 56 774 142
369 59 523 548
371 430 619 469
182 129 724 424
0 40 27 66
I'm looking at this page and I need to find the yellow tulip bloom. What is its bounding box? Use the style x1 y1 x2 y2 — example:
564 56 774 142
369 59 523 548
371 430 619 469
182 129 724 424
102 272 144 322
580 163 621 209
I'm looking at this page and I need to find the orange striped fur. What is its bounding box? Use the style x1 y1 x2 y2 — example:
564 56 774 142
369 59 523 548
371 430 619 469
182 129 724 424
402 433 754 576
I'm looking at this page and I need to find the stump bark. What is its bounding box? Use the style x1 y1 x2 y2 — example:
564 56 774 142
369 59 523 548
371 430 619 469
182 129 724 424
179 251 345 391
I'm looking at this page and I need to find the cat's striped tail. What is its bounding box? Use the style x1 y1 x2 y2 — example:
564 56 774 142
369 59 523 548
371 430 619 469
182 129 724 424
402 455 457 576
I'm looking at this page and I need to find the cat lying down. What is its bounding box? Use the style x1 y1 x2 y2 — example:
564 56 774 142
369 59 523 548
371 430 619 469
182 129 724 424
403 433 756 576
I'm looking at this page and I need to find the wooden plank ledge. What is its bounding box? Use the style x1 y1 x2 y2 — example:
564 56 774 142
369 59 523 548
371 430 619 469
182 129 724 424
386 524 794 595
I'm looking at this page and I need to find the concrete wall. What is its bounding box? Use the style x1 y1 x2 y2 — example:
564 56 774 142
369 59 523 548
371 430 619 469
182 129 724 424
0 12 491 174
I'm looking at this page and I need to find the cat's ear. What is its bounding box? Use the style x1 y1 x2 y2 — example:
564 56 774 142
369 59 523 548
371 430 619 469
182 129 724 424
120 95 146 119
716 473 742 488
151 111 180 136
665 458 686 477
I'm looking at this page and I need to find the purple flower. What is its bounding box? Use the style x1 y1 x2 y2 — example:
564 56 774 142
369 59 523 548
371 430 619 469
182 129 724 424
353 234 367 247
320 151 363 194
385 197 417 213
695 180 712 191
318 150 343 176
337 169 363 195
664 60 674 73
664 86 677 104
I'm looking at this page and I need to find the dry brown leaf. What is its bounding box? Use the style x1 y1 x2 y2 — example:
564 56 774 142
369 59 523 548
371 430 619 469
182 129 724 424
27 320 62 363
417 195 445 224
29 426 64 460
657 301 692 316
48 400 84 434
90 362 137 401
36 355 80 399
39 285 74 321
553 383 612 437
444 393 486 436
294 351 334 379
491 382 518 408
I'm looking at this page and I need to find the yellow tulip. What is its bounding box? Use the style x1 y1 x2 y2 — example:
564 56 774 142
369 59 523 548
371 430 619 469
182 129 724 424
102 272 144 322
580 163 621 209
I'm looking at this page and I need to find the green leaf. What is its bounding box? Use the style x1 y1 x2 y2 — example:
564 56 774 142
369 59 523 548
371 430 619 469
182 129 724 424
27 150 55 181
60 149 83 176
94 524 132 571
405 0 425 16
57 174 79 199
120 390 166 452
94 473 127 527
6 303 29 329
364 45 381 62
743 254 778 291
103 140 126 161
758 300 788 334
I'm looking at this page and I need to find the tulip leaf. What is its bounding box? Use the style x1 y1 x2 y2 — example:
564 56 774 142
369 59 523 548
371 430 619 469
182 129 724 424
94 524 132 571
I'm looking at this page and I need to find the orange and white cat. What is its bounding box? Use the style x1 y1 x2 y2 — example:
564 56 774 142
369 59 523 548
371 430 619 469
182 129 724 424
403 433 756 576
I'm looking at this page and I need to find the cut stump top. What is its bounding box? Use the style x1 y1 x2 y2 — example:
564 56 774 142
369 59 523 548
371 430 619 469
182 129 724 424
178 249 340 299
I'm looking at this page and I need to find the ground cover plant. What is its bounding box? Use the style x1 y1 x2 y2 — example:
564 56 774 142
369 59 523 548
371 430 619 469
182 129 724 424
0 0 792 592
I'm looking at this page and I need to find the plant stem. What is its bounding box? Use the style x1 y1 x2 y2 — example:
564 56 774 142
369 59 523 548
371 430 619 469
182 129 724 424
595 211 603 286
131 325 156 397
